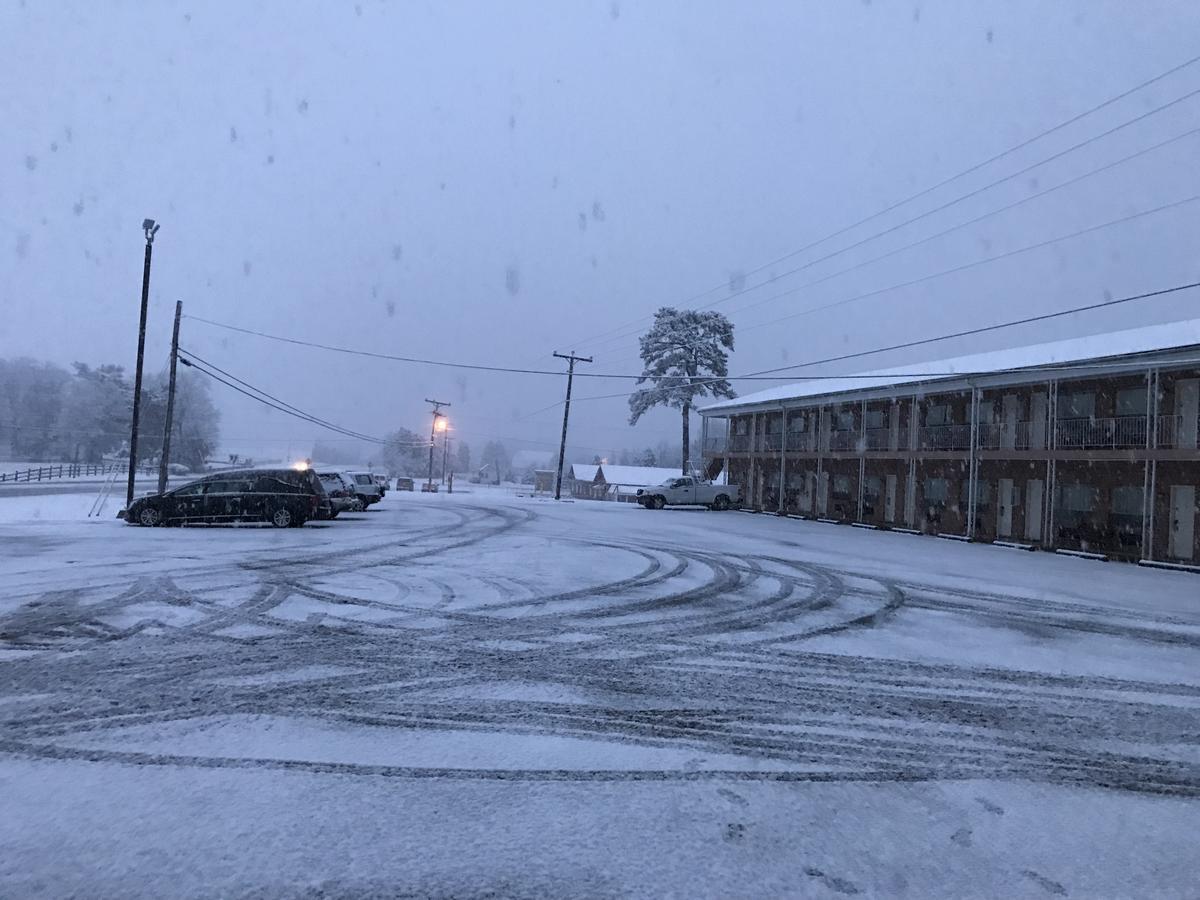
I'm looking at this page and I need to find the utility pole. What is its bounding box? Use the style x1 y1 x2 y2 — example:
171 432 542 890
424 398 450 490
441 433 451 486
157 300 182 494
553 351 592 501
126 218 160 509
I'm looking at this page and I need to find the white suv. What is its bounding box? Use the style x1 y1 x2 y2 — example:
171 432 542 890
347 471 383 507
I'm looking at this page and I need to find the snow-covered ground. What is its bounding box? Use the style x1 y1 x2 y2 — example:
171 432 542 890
1 486 1198 897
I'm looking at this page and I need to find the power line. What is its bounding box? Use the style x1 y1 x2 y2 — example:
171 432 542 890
181 354 389 445
539 281 1200 409
571 86 1200 357
184 190 1194 387
601 126 1200 366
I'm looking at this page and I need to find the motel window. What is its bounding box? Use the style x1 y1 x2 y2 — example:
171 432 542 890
765 414 783 434
1115 388 1148 416
1058 484 1098 512
735 418 749 435
865 409 885 429
836 409 855 431
787 412 807 433
925 404 951 426
923 478 948 503
1111 486 1144 517
833 475 852 498
1058 391 1096 419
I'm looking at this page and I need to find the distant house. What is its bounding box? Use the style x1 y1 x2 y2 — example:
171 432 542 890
533 469 557 493
569 463 602 499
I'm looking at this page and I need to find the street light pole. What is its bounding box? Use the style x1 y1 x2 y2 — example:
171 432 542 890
424 398 450 490
441 433 451 486
126 218 160 509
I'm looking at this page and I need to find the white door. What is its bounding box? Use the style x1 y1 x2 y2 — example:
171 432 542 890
1030 393 1047 449
1170 485 1196 560
997 478 1013 538
1002 396 1020 449
884 474 897 523
1025 479 1044 542
1175 379 1199 449
817 471 829 516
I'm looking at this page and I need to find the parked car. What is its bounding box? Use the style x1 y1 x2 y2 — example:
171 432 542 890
347 471 383 507
373 473 389 495
636 476 739 511
395 477 415 491
316 471 361 517
122 467 327 527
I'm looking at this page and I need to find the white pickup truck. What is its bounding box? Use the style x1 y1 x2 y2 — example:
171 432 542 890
636 476 739 511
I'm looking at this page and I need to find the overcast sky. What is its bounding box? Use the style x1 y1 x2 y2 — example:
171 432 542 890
3 0 1199 463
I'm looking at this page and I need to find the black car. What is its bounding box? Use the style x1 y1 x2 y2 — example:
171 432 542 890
122 467 327 528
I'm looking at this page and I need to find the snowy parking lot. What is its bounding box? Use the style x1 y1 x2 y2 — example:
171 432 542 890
2 486 1199 897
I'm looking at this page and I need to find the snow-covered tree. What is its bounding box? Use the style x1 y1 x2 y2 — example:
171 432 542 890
455 441 471 474
628 307 735 474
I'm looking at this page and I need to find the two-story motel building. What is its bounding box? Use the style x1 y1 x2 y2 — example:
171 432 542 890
699 320 1200 567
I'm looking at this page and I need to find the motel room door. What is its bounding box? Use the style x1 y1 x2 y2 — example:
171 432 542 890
1170 484 1196 561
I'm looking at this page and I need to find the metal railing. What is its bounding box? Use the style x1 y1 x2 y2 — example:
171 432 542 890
864 427 892 450
762 433 784 452
786 431 815 452
1156 414 1200 449
702 436 727 454
828 431 861 452
728 434 752 452
919 424 972 451
1055 416 1147 449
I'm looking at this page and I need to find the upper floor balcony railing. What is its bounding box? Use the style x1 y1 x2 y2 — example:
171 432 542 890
919 423 972 451
702 436 727 455
864 427 892 450
977 421 1036 451
828 430 861 452
762 433 784 452
1056 416 1147 450
728 434 752 452
786 431 815 452
1156 414 1200 449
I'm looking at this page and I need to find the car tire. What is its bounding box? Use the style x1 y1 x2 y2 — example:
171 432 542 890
713 495 730 511
138 506 161 527
652 495 666 510
357 494 369 508
269 506 293 528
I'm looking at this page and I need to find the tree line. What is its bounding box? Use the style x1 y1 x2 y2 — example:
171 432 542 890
0 356 220 471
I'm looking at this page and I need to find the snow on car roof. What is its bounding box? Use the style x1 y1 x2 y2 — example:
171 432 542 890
700 317 1200 414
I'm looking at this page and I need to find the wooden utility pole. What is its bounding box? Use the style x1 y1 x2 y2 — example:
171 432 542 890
553 351 592 500
157 300 183 494
424 399 450 490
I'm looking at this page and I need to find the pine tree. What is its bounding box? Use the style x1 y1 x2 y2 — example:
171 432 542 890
628 307 735 475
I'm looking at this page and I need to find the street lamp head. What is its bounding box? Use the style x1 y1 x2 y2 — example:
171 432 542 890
435 417 448 432
142 219 160 242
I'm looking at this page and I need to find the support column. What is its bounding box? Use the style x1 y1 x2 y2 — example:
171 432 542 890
856 398 867 521
778 404 787 514
967 386 979 539
1045 380 1057 546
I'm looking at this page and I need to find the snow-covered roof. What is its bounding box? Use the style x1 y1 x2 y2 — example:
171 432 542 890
570 463 599 482
701 318 1200 415
596 465 681 486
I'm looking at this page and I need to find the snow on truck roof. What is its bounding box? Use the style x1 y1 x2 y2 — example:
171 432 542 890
700 317 1200 415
